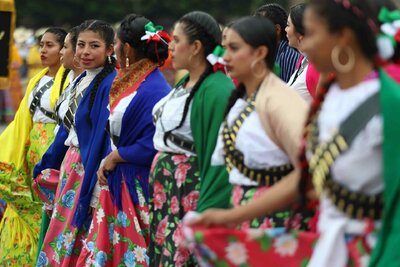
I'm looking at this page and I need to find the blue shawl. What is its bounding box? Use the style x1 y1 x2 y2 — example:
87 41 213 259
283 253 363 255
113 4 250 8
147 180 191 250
70 70 116 227
107 69 170 210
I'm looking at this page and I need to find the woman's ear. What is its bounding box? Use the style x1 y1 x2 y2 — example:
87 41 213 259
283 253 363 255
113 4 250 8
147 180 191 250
255 45 269 61
106 44 114 57
191 40 203 56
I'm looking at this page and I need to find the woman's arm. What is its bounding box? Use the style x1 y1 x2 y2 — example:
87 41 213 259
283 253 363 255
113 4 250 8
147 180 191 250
189 168 300 227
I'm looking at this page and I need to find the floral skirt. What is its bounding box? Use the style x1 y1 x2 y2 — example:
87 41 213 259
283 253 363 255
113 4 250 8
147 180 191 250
77 180 150 267
149 152 201 267
184 226 372 267
36 146 89 267
232 185 310 230
0 122 55 266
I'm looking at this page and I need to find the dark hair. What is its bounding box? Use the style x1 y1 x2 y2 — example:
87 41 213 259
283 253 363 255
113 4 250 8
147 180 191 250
163 11 220 144
59 26 81 95
309 0 398 62
230 16 277 70
43 27 67 48
254 3 288 41
78 20 116 125
289 3 306 36
118 14 169 66
69 26 80 53
224 16 277 117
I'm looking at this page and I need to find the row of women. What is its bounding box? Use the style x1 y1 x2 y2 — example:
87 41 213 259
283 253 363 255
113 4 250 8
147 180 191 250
0 0 400 266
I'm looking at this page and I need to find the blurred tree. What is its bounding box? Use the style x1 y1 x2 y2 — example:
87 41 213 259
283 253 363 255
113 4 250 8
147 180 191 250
15 0 290 28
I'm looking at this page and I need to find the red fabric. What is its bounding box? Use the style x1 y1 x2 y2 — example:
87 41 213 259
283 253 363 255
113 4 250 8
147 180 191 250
385 63 400 82
186 226 318 267
305 63 320 99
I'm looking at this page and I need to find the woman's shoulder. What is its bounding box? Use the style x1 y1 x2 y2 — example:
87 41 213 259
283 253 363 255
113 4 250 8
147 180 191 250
199 71 234 95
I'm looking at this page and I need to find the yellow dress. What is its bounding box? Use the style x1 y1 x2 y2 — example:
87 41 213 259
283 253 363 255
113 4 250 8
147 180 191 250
0 65 67 266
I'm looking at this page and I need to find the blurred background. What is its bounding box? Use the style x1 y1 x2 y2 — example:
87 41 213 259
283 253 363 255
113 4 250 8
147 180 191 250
1 0 304 134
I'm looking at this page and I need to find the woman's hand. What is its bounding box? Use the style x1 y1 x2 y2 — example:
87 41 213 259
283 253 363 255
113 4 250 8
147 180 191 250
97 150 122 186
186 208 242 228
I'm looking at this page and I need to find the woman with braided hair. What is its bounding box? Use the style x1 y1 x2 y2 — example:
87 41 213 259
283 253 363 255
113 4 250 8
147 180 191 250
34 25 85 264
188 0 400 266
32 20 117 266
76 14 171 267
0 27 67 266
149 11 234 266
254 3 301 82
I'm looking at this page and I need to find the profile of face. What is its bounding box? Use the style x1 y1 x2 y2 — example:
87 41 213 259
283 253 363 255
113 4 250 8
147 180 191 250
114 36 124 68
223 28 263 81
75 30 113 69
285 15 302 49
60 33 76 69
302 7 337 73
221 27 229 48
40 32 62 68
169 22 193 70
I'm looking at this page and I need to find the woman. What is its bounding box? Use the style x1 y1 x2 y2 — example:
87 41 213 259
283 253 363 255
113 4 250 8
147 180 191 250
0 27 67 266
149 11 234 266
33 20 116 266
77 14 171 266
212 15 309 231
285 3 314 103
190 0 400 266
34 25 84 264
254 3 301 83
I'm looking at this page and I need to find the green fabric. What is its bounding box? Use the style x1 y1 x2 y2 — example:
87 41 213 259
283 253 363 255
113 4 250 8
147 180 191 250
35 210 50 263
189 71 234 212
369 69 400 267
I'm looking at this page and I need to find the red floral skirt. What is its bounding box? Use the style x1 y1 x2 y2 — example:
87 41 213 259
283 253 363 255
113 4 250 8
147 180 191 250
184 226 373 267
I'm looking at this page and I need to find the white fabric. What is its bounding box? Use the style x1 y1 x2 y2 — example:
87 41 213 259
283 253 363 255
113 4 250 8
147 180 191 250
308 78 382 267
54 71 78 135
64 67 103 147
153 85 195 155
28 75 55 123
108 91 138 145
288 57 312 103
211 98 290 186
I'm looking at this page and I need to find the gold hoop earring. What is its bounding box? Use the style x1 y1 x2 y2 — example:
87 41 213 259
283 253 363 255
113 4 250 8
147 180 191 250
108 55 112 64
250 60 267 79
125 57 130 68
331 45 355 73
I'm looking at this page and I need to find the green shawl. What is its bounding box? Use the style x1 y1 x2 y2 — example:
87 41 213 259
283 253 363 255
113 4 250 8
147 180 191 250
178 71 234 212
369 69 400 266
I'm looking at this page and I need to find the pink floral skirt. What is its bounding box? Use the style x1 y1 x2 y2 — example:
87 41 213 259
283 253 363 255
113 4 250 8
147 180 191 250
149 152 201 267
76 180 150 267
35 146 88 267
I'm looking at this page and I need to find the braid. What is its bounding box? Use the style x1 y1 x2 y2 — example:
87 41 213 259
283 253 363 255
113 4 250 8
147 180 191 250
224 83 246 118
254 3 289 41
59 68 71 96
297 77 335 206
86 56 116 126
163 64 214 144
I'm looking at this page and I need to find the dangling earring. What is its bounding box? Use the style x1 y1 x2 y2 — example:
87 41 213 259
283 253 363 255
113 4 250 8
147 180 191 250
125 57 130 68
108 55 112 64
331 45 355 73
